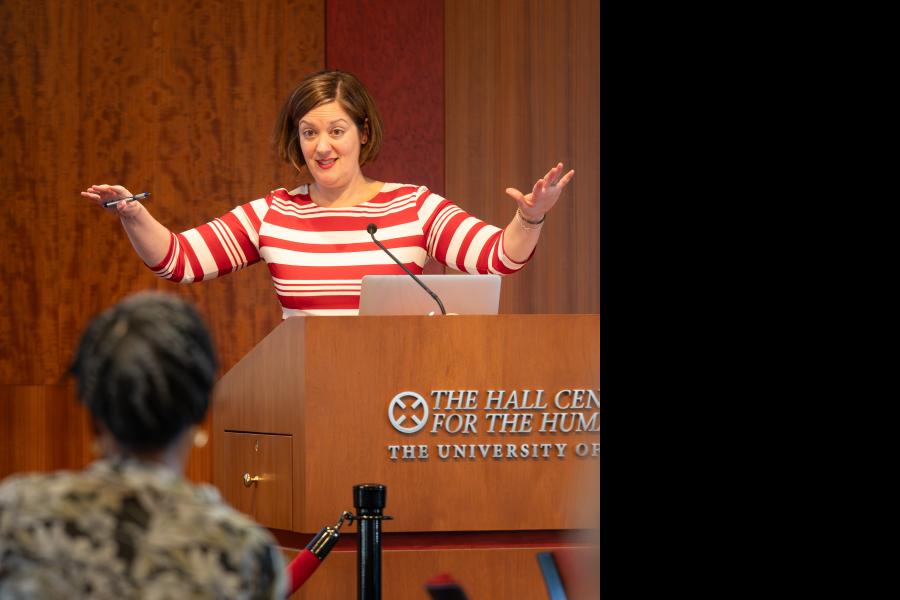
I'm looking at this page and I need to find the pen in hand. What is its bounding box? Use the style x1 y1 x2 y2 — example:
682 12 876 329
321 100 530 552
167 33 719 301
103 192 151 208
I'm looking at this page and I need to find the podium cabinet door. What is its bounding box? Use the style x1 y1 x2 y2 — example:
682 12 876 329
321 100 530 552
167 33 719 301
220 431 293 530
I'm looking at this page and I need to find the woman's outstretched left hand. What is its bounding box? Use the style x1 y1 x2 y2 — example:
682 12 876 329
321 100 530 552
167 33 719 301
504 162 575 221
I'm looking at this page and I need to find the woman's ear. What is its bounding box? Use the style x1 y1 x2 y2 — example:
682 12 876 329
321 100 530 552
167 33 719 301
361 118 369 145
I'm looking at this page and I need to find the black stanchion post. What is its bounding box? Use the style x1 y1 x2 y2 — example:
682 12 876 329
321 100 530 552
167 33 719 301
354 483 386 600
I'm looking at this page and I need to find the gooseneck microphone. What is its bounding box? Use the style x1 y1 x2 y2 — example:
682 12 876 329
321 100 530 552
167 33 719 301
366 223 447 315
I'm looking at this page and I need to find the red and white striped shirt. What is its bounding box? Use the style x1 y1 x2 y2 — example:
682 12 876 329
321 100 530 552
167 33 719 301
149 183 531 316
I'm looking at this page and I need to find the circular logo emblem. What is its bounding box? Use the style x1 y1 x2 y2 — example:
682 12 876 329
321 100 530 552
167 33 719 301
388 391 429 434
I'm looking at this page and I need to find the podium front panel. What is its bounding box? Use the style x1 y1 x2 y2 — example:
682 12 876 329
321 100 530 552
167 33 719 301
214 314 599 534
300 315 598 532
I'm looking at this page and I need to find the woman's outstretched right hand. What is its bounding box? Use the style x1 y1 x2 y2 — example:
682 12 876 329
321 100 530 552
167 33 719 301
81 184 142 218
80 183 171 266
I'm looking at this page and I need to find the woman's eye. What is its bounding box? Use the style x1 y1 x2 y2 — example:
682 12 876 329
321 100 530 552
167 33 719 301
331 129 344 137
301 130 316 139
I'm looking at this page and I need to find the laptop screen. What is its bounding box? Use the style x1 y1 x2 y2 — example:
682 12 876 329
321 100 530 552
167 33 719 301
358 274 501 315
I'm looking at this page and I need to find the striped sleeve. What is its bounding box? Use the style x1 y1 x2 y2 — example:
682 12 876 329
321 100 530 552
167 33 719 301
417 188 533 275
146 198 269 283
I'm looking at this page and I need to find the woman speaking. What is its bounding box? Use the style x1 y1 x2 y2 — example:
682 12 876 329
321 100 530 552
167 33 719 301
82 70 574 317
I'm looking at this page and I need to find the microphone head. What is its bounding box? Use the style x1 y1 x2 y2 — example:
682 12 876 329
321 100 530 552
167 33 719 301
366 223 378 234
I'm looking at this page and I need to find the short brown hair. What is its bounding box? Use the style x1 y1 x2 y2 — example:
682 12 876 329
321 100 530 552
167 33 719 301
273 70 383 173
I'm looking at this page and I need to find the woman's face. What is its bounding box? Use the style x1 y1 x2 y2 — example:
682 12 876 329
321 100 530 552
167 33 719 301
298 100 367 189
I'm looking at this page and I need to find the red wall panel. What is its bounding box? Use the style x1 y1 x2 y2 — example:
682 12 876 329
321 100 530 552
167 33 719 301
326 0 444 194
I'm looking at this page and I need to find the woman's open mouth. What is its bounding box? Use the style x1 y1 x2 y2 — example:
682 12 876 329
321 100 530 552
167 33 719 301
316 158 337 170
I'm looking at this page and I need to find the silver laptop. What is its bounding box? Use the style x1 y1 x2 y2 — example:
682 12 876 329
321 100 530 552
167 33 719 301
358 274 501 315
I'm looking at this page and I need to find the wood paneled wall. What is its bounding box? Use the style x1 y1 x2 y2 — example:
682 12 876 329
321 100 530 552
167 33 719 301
445 0 600 314
0 385 92 474
0 0 325 479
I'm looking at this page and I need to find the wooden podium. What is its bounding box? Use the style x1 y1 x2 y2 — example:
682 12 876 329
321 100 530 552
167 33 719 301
213 315 599 599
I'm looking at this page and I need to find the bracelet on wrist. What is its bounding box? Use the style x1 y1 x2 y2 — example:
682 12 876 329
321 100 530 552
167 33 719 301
516 207 546 226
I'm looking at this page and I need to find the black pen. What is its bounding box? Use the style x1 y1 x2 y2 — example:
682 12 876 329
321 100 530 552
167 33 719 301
103 192 151 208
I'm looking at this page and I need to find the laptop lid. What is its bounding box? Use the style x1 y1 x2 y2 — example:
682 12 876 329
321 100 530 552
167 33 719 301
358 274 501 315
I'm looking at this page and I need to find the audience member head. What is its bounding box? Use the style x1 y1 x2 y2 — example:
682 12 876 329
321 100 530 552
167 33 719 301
274 69 384 173
69 292 218 458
